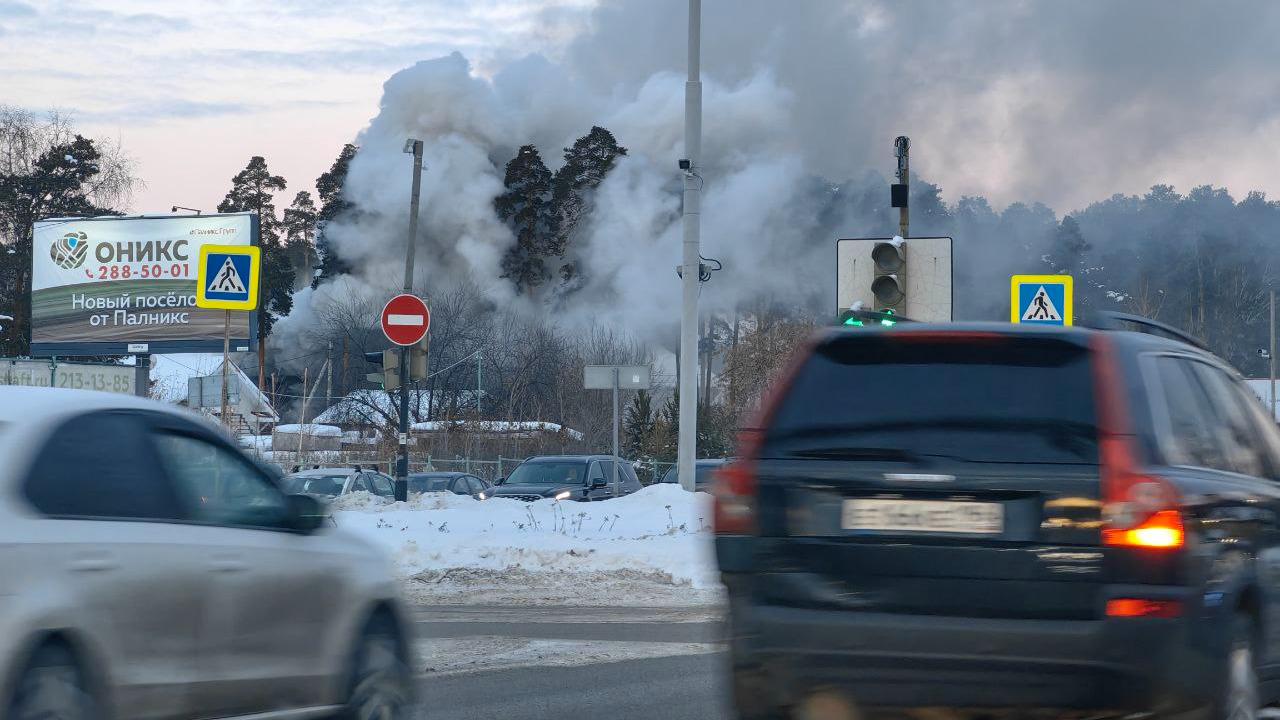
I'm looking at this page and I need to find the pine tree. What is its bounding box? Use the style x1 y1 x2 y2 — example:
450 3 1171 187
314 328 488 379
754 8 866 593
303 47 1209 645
313 143 357 287
494 145 554 293
0 111 134 356
623 389 656 458
283 190 318 290
550 126 627 285
217 156 294 390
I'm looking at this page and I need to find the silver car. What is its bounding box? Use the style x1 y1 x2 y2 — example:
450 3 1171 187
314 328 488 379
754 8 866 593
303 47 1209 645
0 387 412 719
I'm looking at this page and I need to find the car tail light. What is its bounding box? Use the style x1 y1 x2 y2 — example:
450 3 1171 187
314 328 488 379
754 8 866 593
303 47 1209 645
1092 335 1185 551
1106 598 1182 618
713 332 820 535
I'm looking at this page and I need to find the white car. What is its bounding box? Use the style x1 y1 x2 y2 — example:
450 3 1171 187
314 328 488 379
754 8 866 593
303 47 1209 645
0 387 413 719
282 466 397 502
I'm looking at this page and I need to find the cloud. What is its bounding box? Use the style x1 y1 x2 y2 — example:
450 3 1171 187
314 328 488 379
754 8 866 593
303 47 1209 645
0 0 35 18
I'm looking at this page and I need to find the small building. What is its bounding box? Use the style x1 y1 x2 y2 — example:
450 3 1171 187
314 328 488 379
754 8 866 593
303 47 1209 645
410 420 584 459
187 360 279 434
272 423 343 452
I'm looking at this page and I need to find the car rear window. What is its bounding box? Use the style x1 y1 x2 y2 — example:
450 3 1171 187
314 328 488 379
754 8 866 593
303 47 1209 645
764 334 1099 464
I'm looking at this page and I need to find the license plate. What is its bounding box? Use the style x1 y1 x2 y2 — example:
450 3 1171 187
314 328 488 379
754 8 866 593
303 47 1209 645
842 498 1004 534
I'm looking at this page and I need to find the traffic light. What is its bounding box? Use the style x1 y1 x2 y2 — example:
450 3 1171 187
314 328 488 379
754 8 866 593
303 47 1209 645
839 307 902 328
364 350 401 391
870 239 905 310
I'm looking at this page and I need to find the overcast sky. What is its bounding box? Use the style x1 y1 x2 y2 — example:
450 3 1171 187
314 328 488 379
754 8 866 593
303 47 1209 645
5 0 1280 216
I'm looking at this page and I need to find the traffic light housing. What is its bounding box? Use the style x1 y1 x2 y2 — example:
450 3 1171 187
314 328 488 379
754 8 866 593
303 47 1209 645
870 240 905 310
364 350 401 391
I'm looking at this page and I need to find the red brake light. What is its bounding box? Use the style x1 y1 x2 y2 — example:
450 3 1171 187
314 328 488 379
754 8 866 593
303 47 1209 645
1106 598 1182 618
1092 335 1184 550
713 332 819 535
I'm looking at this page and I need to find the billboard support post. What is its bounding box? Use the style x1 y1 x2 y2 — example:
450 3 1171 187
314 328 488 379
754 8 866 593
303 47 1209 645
221 310 231 427
133 354 149 398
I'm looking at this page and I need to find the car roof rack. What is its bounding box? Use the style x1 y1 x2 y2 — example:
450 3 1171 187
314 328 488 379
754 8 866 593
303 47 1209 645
1092 311 1208 351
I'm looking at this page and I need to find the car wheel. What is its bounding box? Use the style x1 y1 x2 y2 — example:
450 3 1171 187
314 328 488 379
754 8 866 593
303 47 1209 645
1218 614 1259 720
6 644 96 720
344 620 410 720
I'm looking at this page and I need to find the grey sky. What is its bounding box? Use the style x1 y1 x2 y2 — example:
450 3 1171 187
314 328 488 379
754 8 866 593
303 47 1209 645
3 0 1279 214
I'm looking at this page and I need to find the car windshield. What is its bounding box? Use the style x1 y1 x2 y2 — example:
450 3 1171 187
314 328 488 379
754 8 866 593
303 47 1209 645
505 461 586 485
408 476 450 493
281 474 347 497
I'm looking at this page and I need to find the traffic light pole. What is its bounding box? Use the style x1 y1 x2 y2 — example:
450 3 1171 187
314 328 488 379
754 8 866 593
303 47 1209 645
397 139 425 502
676 0 702 493
895 136 910 238
397 344 410 499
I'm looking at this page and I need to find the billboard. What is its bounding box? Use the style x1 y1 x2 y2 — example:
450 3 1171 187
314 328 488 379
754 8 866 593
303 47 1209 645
31 214 258 356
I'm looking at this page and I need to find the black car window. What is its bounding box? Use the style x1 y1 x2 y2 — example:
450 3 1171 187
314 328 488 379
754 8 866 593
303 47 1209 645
369 473 394 497
1191 363 1267 477
1231 380 1280 478
24 411 185 521
465 476 485 493
766 336 1099 464
623 463 641 490
152 432 290 529
1152 356 1230 471
507 461 588 485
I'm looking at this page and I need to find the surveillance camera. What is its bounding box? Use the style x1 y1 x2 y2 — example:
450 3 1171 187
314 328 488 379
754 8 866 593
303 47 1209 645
677 159 691 170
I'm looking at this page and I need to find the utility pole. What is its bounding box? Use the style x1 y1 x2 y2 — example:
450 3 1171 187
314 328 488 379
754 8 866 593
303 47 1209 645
1271 290 1276 421
676 0 702 493
397 138 425 502
894 136 910 238
325 340 333 412
476 350 482 415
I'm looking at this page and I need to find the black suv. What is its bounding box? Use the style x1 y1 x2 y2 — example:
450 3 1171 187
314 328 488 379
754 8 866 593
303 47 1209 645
715 321 1280 720
489 455 643 501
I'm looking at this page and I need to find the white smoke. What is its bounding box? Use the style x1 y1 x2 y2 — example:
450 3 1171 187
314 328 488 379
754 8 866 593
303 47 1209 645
276 49 833 357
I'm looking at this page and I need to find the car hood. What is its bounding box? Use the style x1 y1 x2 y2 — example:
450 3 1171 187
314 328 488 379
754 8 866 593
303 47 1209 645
488 484 579 498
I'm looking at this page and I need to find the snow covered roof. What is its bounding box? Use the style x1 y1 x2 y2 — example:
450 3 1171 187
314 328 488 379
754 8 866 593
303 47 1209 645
273 423 342 437
313 389 431 426
410 420 584 441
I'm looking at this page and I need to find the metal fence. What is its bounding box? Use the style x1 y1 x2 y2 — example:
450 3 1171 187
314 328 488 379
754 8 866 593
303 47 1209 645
259 449 677 485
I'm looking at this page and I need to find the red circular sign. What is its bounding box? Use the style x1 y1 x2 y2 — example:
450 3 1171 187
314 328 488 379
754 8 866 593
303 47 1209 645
381 294 431 346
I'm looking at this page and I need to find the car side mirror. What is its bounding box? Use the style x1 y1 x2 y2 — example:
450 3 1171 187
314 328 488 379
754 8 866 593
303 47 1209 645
285 493 326 533
495 476 506 485
590 477 608 489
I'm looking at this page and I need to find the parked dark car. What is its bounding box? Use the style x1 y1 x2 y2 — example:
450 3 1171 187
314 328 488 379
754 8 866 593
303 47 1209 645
489 455 642 502
660 458 726 491
716 319 1280 720
407 471 490 500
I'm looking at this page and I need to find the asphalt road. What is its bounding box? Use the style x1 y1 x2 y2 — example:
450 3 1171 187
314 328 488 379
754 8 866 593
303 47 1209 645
409 604 729 720
410 652 730 720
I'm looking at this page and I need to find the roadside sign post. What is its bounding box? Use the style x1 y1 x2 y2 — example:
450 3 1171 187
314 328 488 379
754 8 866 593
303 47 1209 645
196 244 261 427
1010 275 1073 326
585 365 652 495
382 292 431 502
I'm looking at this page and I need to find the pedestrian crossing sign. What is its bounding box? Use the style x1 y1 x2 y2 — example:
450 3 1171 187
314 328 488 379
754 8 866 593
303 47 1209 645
196 244 260 311
1011 275 1072 326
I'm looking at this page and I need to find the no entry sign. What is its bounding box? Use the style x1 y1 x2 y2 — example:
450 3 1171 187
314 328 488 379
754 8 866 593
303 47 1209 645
381 294 430 346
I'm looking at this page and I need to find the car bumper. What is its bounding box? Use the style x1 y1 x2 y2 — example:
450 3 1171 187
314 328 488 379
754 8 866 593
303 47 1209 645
725 590 1221 717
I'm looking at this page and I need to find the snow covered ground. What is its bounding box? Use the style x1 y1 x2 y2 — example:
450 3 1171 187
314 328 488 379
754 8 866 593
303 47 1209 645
331 485 723 607
414 637 719 676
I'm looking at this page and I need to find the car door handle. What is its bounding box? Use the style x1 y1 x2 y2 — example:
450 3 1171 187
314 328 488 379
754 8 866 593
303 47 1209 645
211 557 248 573
70 554 118 572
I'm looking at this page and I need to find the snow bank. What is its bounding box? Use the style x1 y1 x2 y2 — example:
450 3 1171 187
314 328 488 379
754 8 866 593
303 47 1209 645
274 423 342 437
331 484 721 606
410 419 585 441
238 434 272 451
